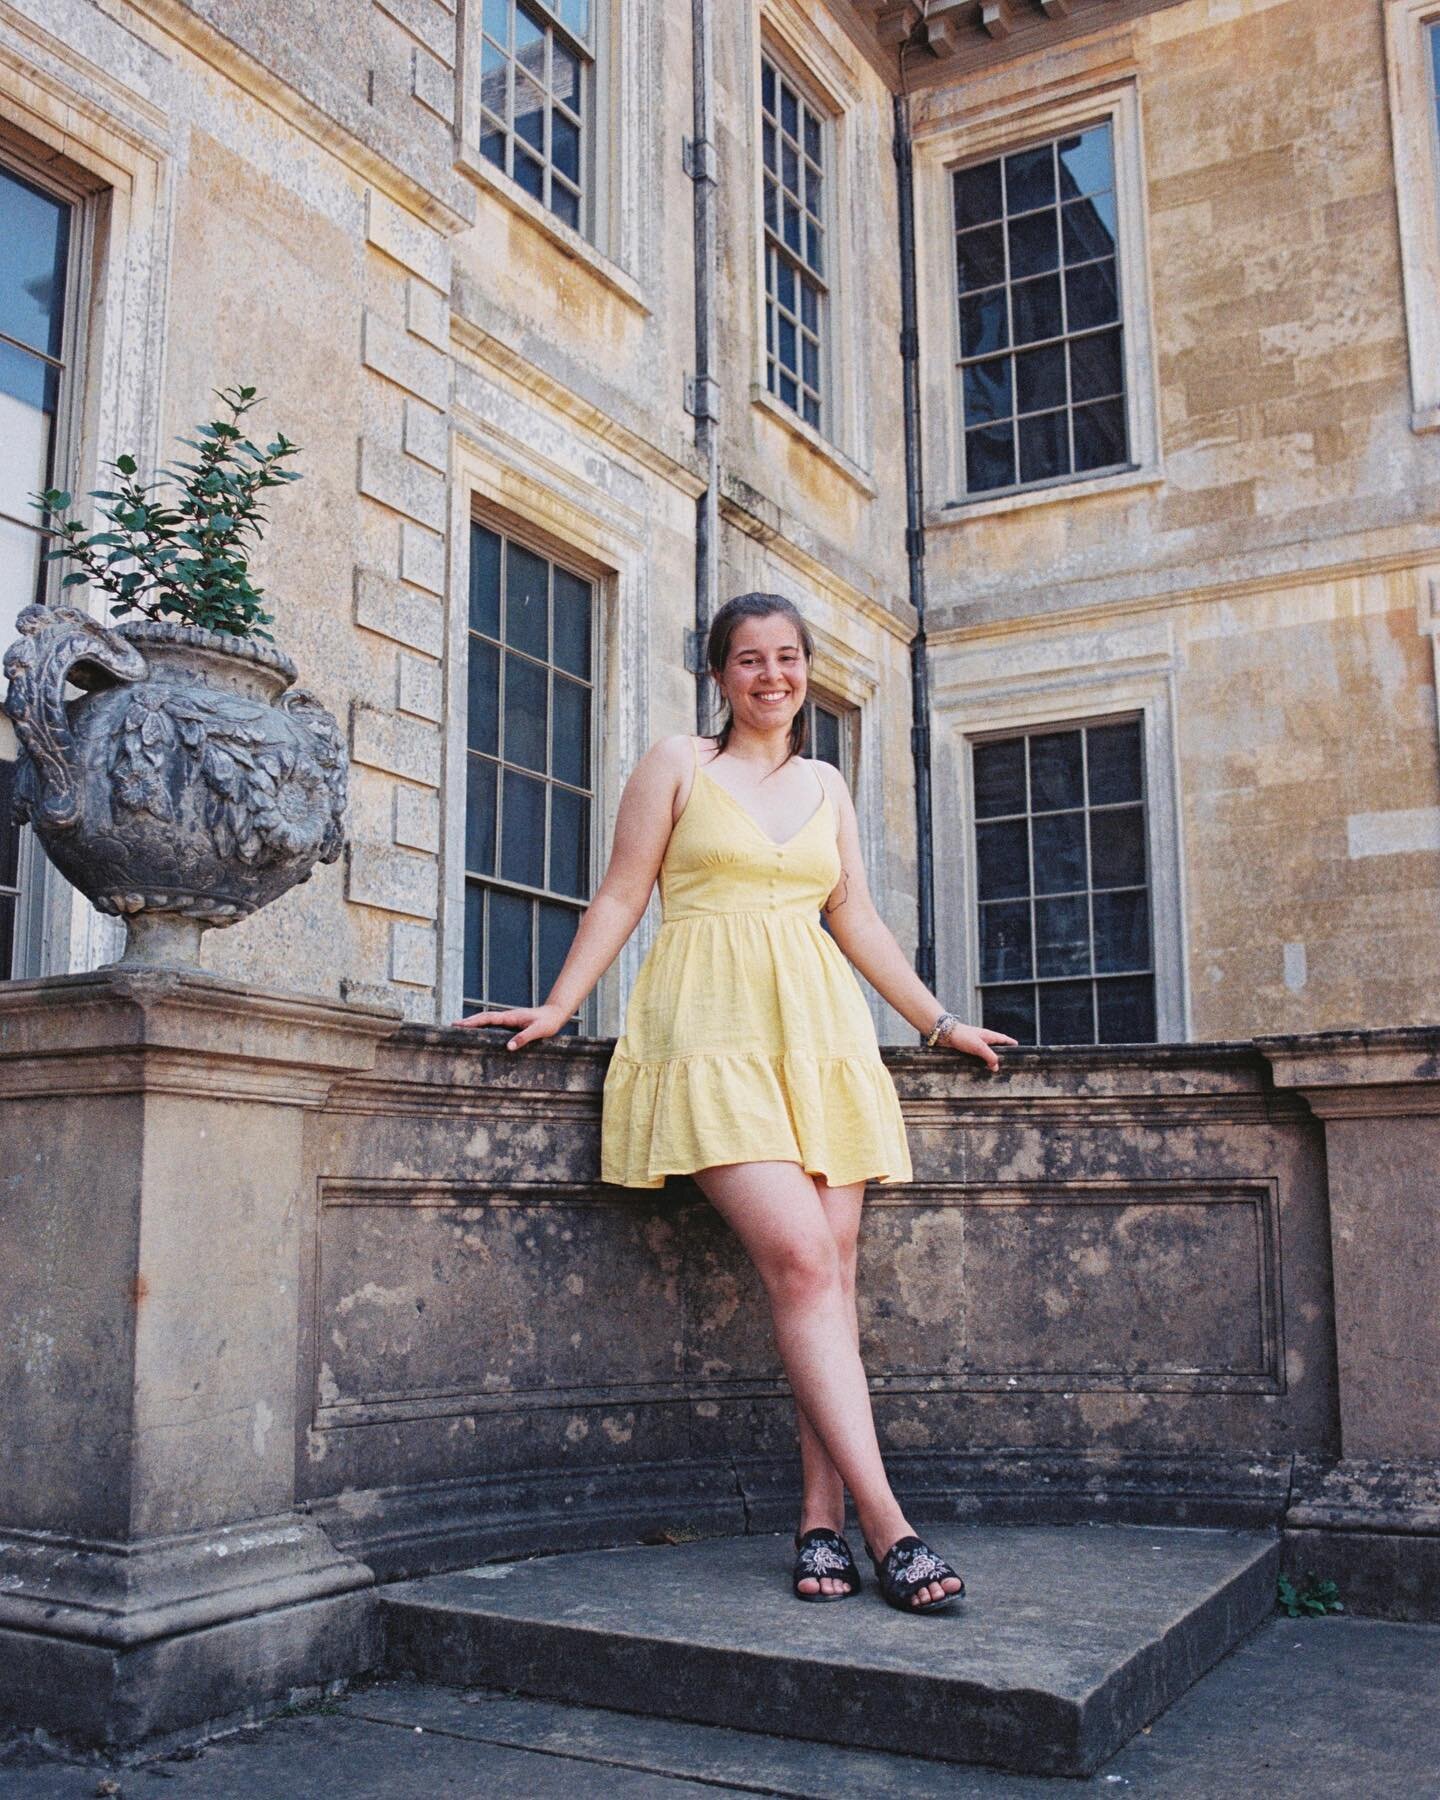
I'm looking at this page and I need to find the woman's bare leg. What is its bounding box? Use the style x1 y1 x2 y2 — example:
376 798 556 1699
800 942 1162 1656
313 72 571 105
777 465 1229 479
792 1177 862 1593
693 1160 961 1606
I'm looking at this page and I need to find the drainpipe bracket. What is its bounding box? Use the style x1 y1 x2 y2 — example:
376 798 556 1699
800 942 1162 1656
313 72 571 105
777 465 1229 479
685 374 721 424
683 136 718 184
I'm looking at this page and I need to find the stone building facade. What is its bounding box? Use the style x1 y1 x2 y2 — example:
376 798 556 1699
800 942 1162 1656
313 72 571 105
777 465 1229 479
1 0 1437 1046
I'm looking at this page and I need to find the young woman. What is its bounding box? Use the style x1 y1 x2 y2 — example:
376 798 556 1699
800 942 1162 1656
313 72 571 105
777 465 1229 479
459 592 1015 1613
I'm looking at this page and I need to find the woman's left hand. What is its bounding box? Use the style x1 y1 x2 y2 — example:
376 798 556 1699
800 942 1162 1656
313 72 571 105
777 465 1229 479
939 1022 1018 1072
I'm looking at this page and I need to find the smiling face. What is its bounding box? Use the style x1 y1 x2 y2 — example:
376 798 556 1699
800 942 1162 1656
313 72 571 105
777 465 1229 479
717 612 809 734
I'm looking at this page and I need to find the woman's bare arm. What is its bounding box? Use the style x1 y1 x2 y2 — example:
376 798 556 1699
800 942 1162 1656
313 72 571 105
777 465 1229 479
816 763 1015 1071
454 734 690 1047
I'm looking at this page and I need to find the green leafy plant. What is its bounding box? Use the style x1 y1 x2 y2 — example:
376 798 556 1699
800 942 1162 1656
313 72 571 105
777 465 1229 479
1277 1571 1344 1618
33 384 301 642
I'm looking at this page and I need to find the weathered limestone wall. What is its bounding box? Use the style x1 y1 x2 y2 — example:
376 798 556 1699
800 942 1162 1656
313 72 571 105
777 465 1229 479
918 0 1440 1037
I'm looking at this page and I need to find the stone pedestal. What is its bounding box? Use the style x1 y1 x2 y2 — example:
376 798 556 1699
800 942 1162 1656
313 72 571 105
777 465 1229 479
1259 1027 1440 1620
0 969 398 1745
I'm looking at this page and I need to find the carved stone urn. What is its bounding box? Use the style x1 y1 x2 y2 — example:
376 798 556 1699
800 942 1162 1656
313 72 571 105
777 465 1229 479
2 604 348 967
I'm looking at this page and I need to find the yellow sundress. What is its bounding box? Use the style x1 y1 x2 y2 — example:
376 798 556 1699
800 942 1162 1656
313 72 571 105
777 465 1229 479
600 735 913 1189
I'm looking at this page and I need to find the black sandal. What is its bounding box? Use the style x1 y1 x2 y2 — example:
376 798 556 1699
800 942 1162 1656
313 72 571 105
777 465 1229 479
864 1534 965 1613
792 1526 861 1602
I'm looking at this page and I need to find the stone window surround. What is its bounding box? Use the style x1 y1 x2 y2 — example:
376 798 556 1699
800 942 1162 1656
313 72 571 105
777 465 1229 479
1384 0 1440 434
455 0 647 314
441 430 652 1037
748 3 877 494
0 56 170 982
913 76 1164 527
929 621 1189 1043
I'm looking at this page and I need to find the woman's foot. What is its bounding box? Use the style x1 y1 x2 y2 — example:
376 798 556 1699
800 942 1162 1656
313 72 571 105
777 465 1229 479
861 1516 964 1609
793 1520 859 1598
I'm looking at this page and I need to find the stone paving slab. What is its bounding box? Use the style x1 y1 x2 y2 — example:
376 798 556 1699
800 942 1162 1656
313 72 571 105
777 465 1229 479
381 1524 1279 1775
3 1617 1438 1798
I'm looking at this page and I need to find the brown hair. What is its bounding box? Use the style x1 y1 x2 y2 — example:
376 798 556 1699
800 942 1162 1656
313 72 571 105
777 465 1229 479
706 592 814 762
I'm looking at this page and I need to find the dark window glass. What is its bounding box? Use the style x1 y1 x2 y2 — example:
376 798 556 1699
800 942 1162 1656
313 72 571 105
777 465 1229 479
973 738 1026 818
954 122 1126 499
963 356 1012 426
463 526 594 1023
971 717 1153 1044
1039 980 1093 1045
975 819 1029 900
982 984 1036 1045
1031 811 1087 894
1030 731 1084 811
1090 805 1146 888
1018 409 1069 484
476 0 591 238
500 767 546 888
965 422 1014 492
762 58 829 434
980 900 1032 984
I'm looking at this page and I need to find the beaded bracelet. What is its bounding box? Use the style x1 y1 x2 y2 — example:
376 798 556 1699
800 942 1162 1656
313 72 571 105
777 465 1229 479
924 1011 963 1049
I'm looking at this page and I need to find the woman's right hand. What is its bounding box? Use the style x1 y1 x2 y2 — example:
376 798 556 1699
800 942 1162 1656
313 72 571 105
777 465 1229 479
451 1003 569 1050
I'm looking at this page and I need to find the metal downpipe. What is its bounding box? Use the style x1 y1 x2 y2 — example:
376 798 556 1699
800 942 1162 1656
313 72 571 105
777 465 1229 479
893 90 938 996
689 0 719 733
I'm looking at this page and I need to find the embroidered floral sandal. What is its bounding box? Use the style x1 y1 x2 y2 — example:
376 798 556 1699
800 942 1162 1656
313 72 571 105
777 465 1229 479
864 1534 965 1613
791 1526 862 1602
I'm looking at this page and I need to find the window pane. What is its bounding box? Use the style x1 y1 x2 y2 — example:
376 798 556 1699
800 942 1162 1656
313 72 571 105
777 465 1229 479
1004 144 1055 213
782 139 799 197
783 198 802 254
954 158 1003 229
552 109 581 181
982 984 1036 1045
550 182 580 231
980 899 1032 983
549 784 589 898
506 542 549 658
963 356 1012 426
1073 398 1128 472
761 61 775 117
1014 341 1066 415
463 883 485 1004
483 0 510 43
1057 125 1113 200
1087 719 1143 804
1018 409 1070 484
1069 329 1123 403
1092 888 1149 974
976 818 1029 900
1034 893 1090 978
804 220 824 279
1097 975 1156 1044
1090 805 1146 888
1065 259 1120 331
965 422 1014 492
488 887 533 1006
1029 731 1084 811
781 83 798 139
1031 810 1086 894
465 755 497 876
515 72 546 151
959 288 1009 358
804 111 821 164
480 38 509 119
552 567 591 677
0 168 69 357
515 4 544 76
467 637 500 756
779 314 796 372
1008 209 1058 281
1062 192 1117 265
504 653 547 772
514 147 545 199
802 334 819 390
538 901 578 1009
974 738 1026 818
1038 980 1093 1045
956 223 1005 292
481 119 507 170
500 767 546 887
1012 274 1063 346
470 524 503 636
551 673 590 787
812 705 841 769
559 0 590 37
552 39 582 108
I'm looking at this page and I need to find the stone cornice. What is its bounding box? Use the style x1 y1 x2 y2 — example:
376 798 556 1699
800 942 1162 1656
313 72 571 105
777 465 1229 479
1257 1026 1440 1119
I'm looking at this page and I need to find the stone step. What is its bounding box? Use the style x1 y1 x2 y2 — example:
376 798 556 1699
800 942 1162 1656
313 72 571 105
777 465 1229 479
379 1523 1279 1778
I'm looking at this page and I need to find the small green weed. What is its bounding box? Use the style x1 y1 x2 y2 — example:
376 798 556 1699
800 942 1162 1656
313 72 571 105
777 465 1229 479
1277 1571 1344 1618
